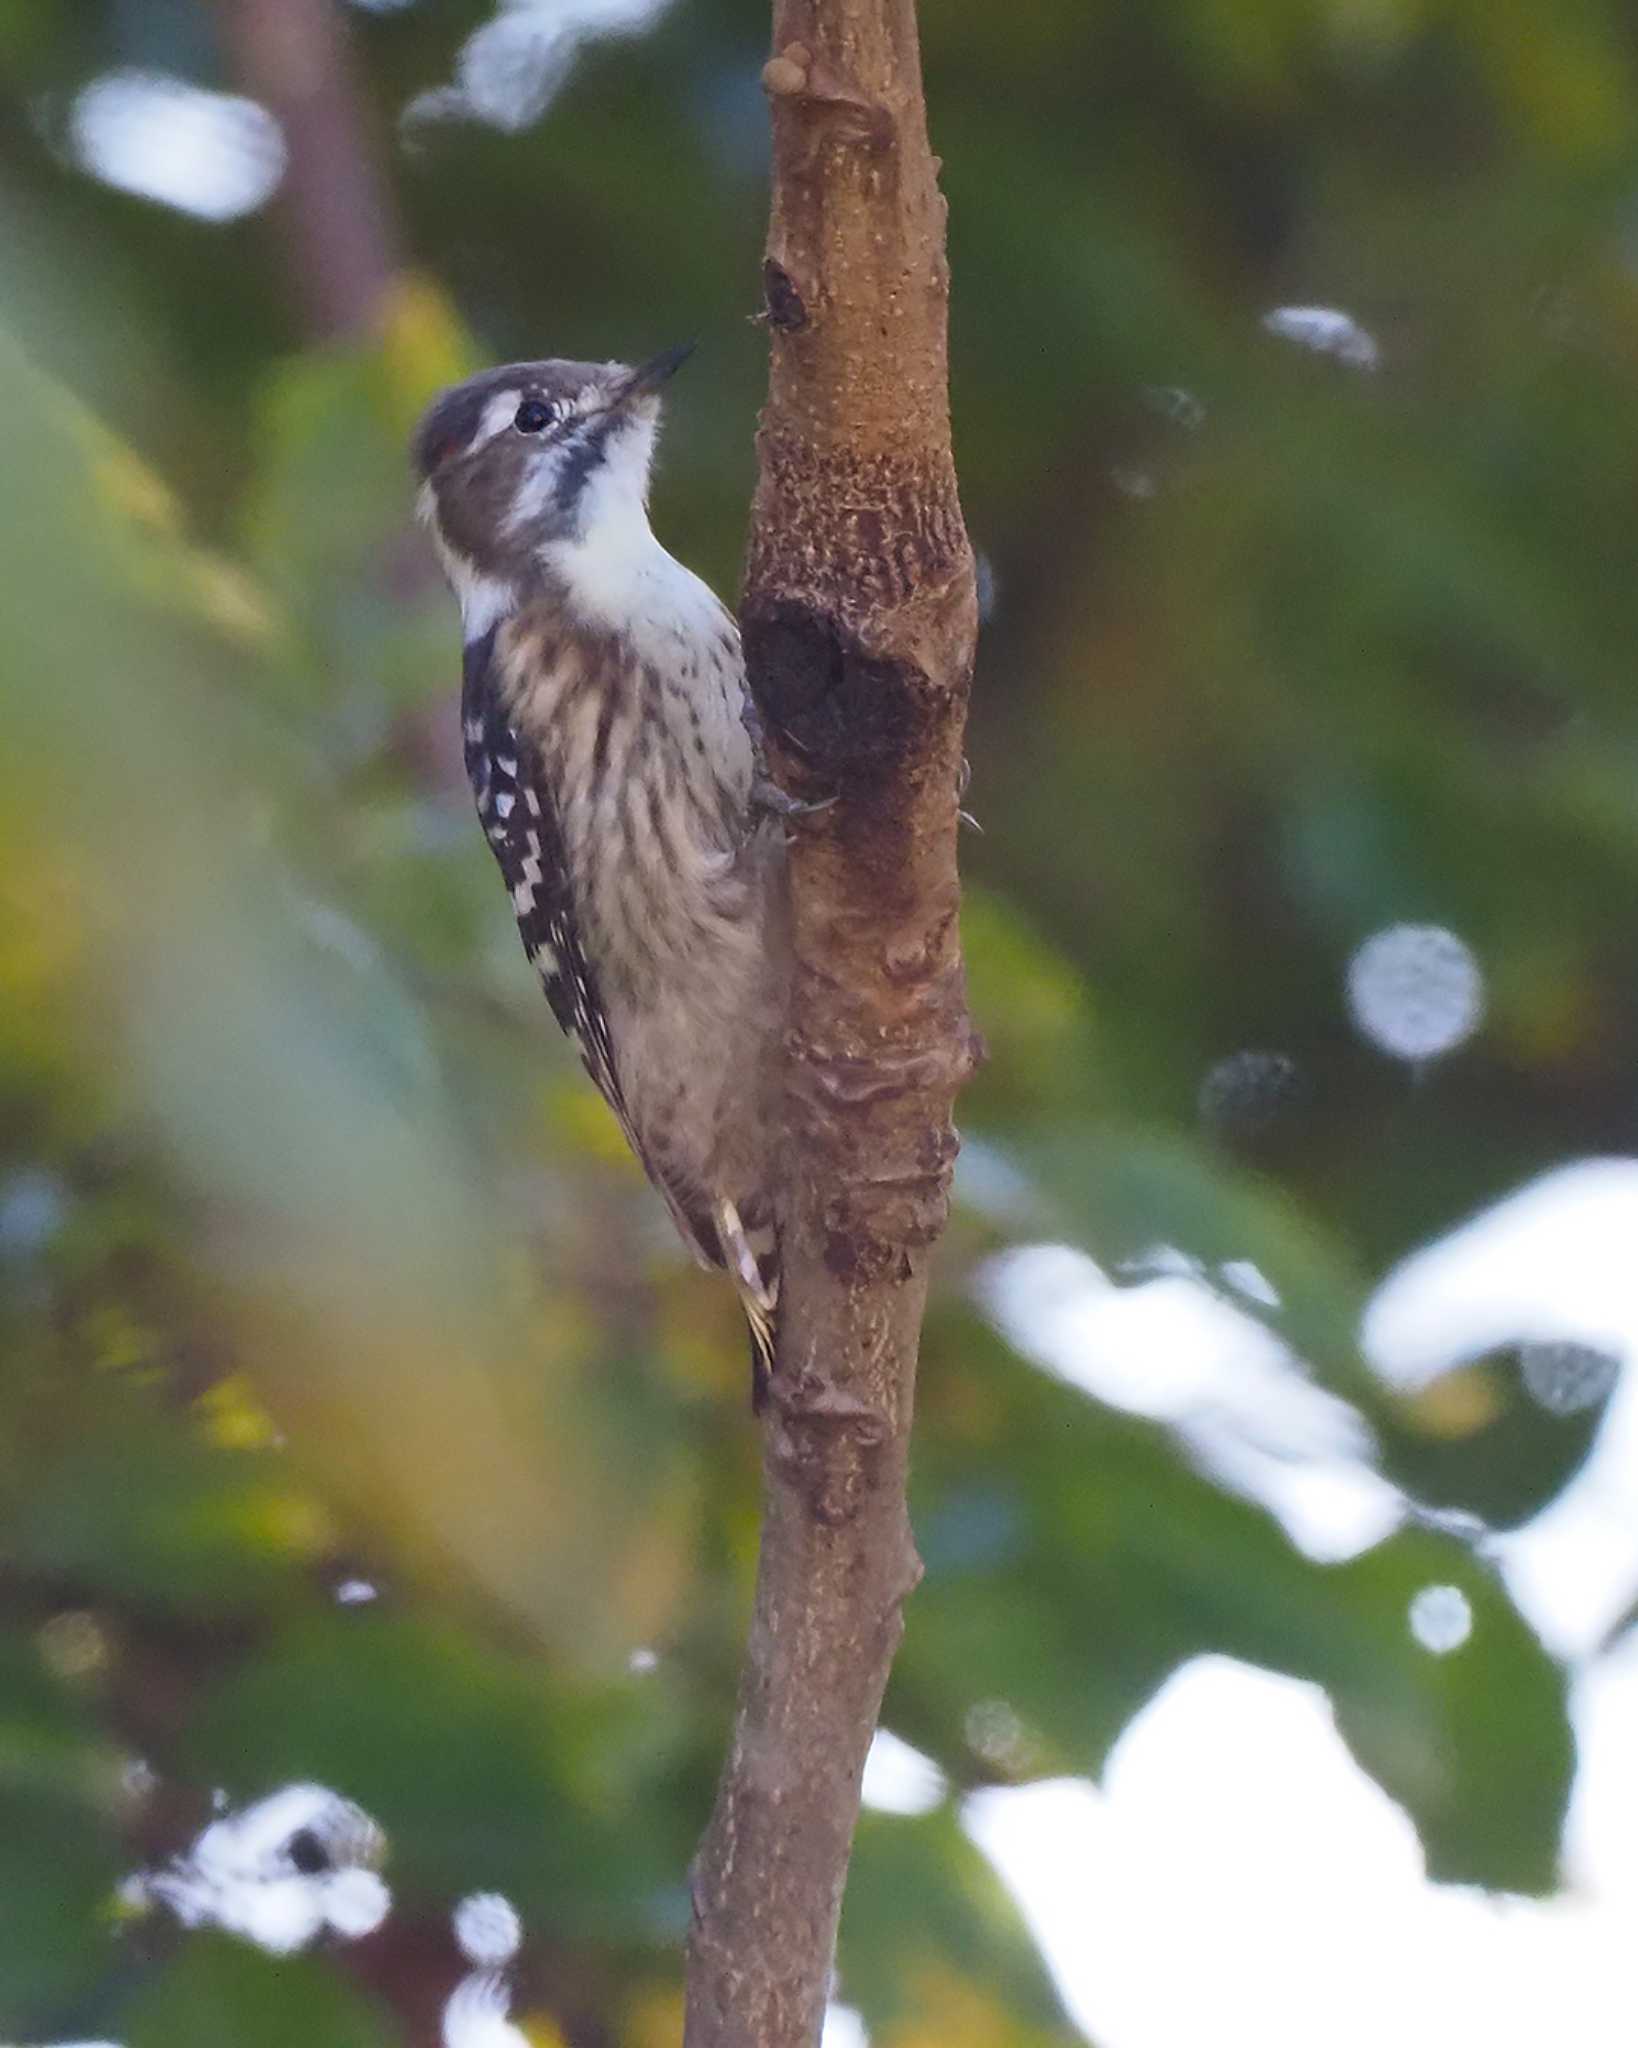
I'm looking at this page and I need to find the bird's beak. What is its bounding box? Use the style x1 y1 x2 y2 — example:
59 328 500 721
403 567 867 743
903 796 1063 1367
620 342 696 404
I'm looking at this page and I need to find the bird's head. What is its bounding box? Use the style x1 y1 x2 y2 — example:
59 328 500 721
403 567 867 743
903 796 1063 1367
413 345 693 605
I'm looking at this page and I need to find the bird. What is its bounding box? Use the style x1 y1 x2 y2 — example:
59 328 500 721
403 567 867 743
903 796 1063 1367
413 347 786 1401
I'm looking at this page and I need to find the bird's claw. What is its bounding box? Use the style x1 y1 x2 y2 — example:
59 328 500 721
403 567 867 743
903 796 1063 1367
752 776 837 822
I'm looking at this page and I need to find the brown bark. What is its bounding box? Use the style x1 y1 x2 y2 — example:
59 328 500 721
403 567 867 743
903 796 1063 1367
216 0 401 340
683 2 979 2043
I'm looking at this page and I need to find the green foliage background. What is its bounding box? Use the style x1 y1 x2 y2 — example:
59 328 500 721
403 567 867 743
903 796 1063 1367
2 0 1635 2040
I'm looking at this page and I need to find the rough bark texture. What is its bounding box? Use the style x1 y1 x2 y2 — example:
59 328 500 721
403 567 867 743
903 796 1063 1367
217 0 401 340
683 2 979 2043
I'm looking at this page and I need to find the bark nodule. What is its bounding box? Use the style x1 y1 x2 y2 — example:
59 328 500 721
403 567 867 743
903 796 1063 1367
683 1 978 2042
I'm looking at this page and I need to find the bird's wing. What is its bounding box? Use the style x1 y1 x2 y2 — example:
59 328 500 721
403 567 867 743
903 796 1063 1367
460 627 725 1275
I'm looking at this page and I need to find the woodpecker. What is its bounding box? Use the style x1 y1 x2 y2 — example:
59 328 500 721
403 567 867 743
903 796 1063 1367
413 347 784 1400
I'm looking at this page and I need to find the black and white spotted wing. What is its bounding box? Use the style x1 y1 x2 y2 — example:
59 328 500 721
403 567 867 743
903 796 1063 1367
461 628 626 1118
460 627 723 1275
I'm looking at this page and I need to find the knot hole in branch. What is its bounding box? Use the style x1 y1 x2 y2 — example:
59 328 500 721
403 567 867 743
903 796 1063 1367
761 259 809 333
743 603 930 803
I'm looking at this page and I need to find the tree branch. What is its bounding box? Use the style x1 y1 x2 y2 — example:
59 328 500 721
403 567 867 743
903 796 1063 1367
216 0 401 341
683 0 979 2040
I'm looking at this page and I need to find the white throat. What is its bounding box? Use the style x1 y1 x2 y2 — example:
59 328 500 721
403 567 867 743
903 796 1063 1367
540 410 703 646
569 408 658 552
442 535 518 644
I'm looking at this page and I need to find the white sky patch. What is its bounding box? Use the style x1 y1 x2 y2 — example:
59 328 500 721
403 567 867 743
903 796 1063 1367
1262 303 1382 370
1198 1048 1303 1135
984 1159 1638 1627
1520 1340 1619 1417
1363 1158 1638 1656
953 1136 1037 1226
979 1243 1403 1562
1110 465 1159 500
1505 1503 1638 1663
0 1168 69 1256
454 1891 523 1967
132 1783 389 1956
1408 1583 1473 1654
972 1170 1638 2043
821 2007 870 2048
68 71 286 223
1346 923 1485 1062
1565 1629 1638 1897
320 1866 392 1940
404 0 674 133
966 1656 1634 2048
443 1970 530 2048
861 1728 946 1817
974 548 1002 624
1363 1162 1638 1391
966 1698 1028 1771
1140 383 1207 429
1117 1241 1199 1283
1219 1258 1281 1308
121 1757 158 1802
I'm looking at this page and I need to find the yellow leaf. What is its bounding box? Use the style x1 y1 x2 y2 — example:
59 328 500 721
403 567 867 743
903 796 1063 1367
880 1967 1038 2048
219 1485 336 1563
377 272 476 431
195 1373 284 1453
621 1984 685 2048
517 2012 569 2048
1404 1364 1500 1439
543 1077 644 1169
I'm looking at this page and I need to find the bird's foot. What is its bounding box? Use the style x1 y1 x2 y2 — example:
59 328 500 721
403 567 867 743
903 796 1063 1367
751 775 837 822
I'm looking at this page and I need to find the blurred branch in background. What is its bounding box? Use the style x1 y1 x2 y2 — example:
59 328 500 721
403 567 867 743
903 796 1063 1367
215 0 401 337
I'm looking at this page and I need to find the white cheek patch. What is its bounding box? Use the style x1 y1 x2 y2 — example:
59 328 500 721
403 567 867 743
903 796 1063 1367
504 453 558 537
553 411 659 577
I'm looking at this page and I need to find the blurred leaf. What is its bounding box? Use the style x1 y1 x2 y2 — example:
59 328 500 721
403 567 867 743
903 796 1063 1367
15 1408 326 1614
1025 1123 1373 1388
904 1323 1570 1891
963 887 1104 1122
1376 1350 1606 1529
0 0 59 71
121 1935 397 2048
1023 1123 1607 1528
0 1639 123 2030
243 338 450 708
843 1808 1077 2044
874 1967 1072 2048
184 1614 686 1934
1327 1531 1571 1892
0 1786 122 2029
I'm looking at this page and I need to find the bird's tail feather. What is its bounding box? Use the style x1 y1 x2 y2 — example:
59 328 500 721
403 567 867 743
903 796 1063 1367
715 1196 779 1410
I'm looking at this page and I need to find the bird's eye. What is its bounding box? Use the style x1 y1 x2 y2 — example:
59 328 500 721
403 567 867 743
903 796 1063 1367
514 398 559 434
